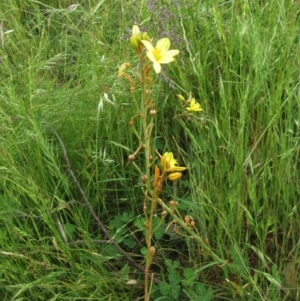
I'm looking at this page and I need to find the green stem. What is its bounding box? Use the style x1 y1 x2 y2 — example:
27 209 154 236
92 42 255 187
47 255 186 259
156 197 225 264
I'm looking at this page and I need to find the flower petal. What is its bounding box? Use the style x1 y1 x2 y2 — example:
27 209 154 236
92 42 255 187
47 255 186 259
167 172 183 181
156 38 170 51
141 40 154 52
153 61 161 73
146 51 156 63
166 166 187 172
159 50 179 64
132 25 140 35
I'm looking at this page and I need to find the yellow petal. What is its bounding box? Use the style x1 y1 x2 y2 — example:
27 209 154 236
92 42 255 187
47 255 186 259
167 172 183 181
156 38 170 51
166 166 187 172
159 50 179 64
141 40 154 52
153 62 161 73
132 25 140 35
187 98 203 112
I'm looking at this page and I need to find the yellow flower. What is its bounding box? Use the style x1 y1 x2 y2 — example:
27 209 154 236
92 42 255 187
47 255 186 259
186 97 203 112
161 152 187 173
141 38 179 73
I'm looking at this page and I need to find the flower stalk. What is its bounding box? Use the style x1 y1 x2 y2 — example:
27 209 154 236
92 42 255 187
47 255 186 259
119 25 221 301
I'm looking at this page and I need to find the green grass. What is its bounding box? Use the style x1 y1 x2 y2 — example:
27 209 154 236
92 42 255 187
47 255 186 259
0 0 299 300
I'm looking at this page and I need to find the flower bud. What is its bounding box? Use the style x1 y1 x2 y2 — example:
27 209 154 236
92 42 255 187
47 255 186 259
177 94 185 101
130 25 142 49
129 119 134 126
142 32 151 42
190 220 195 228
167 172 182 181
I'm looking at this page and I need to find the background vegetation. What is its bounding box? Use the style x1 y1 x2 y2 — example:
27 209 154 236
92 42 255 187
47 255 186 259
0 0 299 300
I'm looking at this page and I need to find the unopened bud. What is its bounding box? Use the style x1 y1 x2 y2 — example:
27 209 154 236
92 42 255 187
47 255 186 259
167 172 182 181
129 119 134 126
177 94 185 101
142 32 151 42
130 25 142 49
190 220 195 227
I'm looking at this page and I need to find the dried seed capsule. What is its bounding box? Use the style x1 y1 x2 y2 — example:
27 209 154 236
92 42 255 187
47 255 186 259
148 246 156 256
149 109 156 116
128 154 135 161
141 175 148 183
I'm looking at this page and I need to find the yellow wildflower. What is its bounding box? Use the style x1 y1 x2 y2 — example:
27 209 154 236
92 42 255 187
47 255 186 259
141 38 179 73
161 152 187 173
186 97 203 112
178 93 203 112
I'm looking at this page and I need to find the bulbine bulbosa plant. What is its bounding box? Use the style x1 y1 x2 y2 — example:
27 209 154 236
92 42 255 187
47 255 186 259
119 25 221 301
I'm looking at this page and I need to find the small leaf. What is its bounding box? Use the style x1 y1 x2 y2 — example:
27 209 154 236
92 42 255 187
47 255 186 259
183 267 196 280
140 247 147 256
123 236 137 248
159 281 170 296
172 260 180 269
168 272 181 285
121 211 133 222
64 222 75 240
169 284 181 299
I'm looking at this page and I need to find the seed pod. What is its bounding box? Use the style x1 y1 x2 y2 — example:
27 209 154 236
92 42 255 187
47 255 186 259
169 200 178 206
161 210 167 218
128 154 135 161
148 246 156 257
184 216 190 224
149 109 156 116
141 175 148 183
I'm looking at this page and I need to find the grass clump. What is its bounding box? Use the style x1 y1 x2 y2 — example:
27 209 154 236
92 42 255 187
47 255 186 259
0 0 299 300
